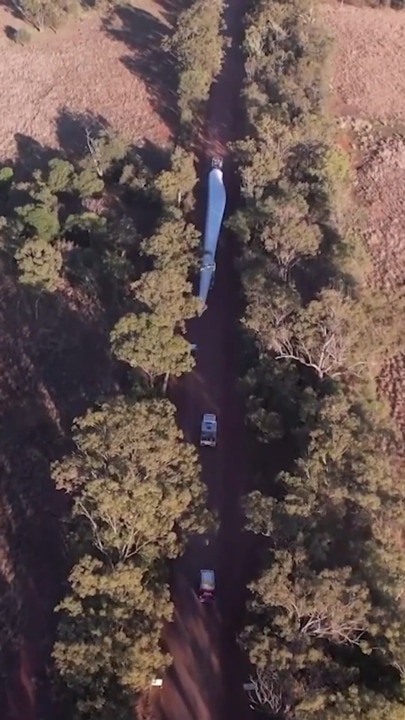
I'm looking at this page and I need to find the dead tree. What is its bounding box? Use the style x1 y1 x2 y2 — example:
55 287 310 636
247 668 287 717
298 608 366 645
85 128 103 178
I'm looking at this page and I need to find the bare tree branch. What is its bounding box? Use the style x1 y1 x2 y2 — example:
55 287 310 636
85 128 103 178
246 668 287 717
286 595 367 645
76 496 156 562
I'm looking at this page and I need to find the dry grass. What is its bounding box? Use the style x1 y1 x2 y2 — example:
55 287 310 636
0 1 171 162
355 134 405 436
356 135 405 291
319 1 405 437
319 2 405 122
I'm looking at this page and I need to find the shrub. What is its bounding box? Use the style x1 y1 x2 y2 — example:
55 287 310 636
15 0 79 30
15 237 63 292
13 26 31 44
166 0 225 125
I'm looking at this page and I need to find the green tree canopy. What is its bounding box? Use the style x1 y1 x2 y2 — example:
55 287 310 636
15 195 59 241
154 146 197 207
258 191 322 279
133 265 199 324
52 396 213 711
261 288 379 380
110 311 196 383
111 216 201 385
141 216 200 272
15 236 63 292
166 0 225 123
52 396 210 559
236 0 405 716
47 158 75 193
53 555 171 696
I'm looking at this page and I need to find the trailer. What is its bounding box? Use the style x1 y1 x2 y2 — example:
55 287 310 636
198 157 227 308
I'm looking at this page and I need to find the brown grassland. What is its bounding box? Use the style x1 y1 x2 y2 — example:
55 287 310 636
319 0 405 442
0 1 172 160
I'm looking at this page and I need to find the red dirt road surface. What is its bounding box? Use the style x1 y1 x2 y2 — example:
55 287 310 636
154 1 254 719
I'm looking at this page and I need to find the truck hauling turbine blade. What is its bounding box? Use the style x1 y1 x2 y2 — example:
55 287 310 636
198 157 227 309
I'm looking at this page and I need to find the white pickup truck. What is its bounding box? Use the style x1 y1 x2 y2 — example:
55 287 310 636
200 413 217 447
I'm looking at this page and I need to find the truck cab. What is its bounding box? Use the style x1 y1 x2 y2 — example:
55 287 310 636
200 413 217 447
211 156 223 170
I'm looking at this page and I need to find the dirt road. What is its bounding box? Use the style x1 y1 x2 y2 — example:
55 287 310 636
155 1 253 718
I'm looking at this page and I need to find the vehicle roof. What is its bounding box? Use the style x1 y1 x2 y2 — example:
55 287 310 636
200 569 215 586
203 413 217 421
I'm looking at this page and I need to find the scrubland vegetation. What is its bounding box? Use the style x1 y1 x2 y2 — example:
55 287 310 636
164 0 225 127
0 130 208 716
234 0 405 717
1 0 404 717
0 0 226 716
9 0 108 32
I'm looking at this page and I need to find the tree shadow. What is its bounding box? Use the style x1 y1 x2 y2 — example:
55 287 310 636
4 122 102 183
12 134 63 179
0 120 178 716
157 0 190 24
55 107 109 162
54 109 167 241
4 23 17 40
102 4 178 134
0 260 116 719
56 106 171 174
136 137 172 174
0 0 23 21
